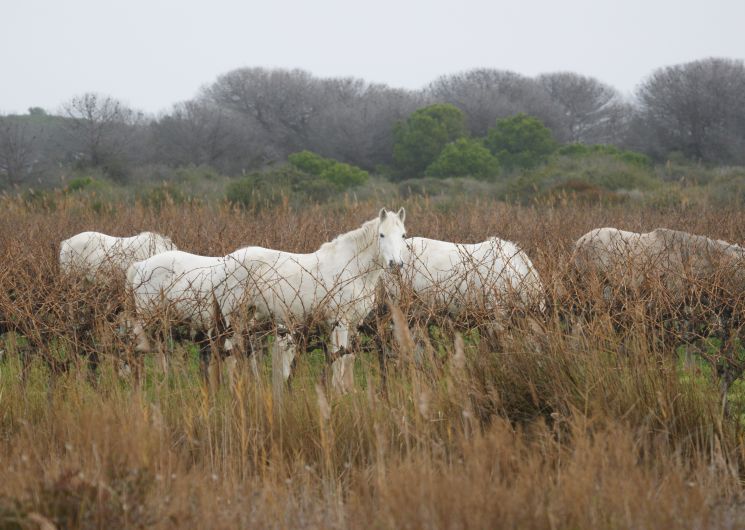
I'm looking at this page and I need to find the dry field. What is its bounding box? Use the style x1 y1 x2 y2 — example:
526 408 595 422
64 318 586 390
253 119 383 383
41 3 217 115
2 194 745 529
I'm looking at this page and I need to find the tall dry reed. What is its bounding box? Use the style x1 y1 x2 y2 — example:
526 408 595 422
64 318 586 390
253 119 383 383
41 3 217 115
1 195 744 529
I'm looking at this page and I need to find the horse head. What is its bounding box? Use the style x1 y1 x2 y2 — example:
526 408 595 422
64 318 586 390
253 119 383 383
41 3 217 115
377 207 407 270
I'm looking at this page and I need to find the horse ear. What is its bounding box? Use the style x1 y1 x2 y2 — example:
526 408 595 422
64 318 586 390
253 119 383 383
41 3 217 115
379 208 387 221
397 207 406 223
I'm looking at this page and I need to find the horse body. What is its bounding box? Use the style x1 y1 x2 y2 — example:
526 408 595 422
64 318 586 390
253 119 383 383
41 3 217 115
127 250 230 331
60 231 176 278
391 236 545 317
127 208 407 392
126 249 241 379
573 227 745 295
228 209 407 358
573 227 745 398
227 238 379 336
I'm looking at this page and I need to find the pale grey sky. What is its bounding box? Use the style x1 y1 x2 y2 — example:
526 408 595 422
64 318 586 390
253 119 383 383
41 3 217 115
2 0 744 114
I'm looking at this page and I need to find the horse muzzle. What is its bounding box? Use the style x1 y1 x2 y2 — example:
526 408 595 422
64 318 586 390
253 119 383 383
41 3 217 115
388 259 404 270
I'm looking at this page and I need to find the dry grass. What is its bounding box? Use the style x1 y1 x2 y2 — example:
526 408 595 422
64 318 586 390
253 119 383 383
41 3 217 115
1 194 745 529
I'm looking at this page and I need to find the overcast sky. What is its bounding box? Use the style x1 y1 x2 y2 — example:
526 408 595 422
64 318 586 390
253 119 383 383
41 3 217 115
2 0 744 115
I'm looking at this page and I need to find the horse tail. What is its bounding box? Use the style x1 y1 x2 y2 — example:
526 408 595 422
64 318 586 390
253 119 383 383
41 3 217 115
126 262 139 289
123 264 137 316
58 239 72 274
165 235 177 251
211 292 228 352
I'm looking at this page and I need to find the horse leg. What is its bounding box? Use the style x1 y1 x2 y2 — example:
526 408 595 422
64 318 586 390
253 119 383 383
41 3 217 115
194 330 211 386
272 333 296 387
279 334 297 382
150 309 172 375
375 334 387 394
194 328 224 390
373 307 391 395
329 322 355 394
247 332 265 377
122 315 151 385
213 332 224 389
207 293 229 387
715 306 744 416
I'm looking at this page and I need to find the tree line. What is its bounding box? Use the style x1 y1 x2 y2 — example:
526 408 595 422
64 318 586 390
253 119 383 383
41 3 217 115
2 57 745 188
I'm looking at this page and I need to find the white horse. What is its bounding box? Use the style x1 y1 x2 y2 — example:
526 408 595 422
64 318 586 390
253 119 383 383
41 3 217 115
572 227 745 399
222 207 408 392
127 249 302 382
128 208 407 391
389 236 545 318
126 250 240 378
60 231 176 278
573 227 745 297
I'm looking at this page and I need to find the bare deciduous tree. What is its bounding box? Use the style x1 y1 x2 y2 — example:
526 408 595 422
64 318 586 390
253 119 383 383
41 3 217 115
0 115 38 187
426 69 566 139
63 93 145 174
207 68 327 159
151 99 262 172
207 68 422 169
538 72 630 144
308 81 422 169
634 58 745 163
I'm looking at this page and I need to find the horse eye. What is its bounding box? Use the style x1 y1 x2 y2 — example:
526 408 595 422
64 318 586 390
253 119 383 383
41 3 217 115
379 233 385 238
402 234 407 239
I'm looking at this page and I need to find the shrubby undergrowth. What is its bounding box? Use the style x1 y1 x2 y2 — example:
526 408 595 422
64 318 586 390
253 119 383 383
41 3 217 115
1 197 745 528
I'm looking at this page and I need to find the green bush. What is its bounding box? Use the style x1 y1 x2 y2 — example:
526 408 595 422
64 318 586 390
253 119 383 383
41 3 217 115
21 188 59 211
288 151 335 175
640 184 689 209
65 176 96 193
392 104 468 179
398 177 456 197
486 114 557 170
226 162 363 208
295 177 340 202
706 173 745 206
62 176 116 203
174 164 222 182
288 151 368 189
530 154 658 191
319 162 368 188
397 176 500 200
426 138 500 179
497 148 662 204
537 179 625 205
225 178 258 208
556 144 652 168
226 166 304 209
226 175 290 210
138 182 185 210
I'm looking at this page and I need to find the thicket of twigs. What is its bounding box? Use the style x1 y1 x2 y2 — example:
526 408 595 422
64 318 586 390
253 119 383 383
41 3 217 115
2 194 745 529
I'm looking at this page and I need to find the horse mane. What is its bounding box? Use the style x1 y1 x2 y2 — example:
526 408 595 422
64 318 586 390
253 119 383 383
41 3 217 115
651 228 745 258
137 231 175 247
488 235 523 253
138 231 165 239
319 217 378 254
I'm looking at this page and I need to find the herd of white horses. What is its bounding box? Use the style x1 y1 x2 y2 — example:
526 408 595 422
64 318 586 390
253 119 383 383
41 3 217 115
57 207 745 393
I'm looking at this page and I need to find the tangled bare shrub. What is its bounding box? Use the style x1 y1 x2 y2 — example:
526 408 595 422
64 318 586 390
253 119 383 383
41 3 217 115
2 195 745 528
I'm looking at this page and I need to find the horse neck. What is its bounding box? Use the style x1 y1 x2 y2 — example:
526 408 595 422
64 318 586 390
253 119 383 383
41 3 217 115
123 235 147 253
719 240 745 258
320 220 384 278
